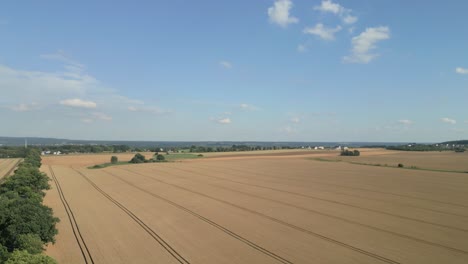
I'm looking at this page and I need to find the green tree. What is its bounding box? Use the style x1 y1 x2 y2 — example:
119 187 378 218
15 234 44 254
5 250 57 264
0 243 9 263
0 198 59 250
129 153 146 163
110 156 118 164
156 154 165 161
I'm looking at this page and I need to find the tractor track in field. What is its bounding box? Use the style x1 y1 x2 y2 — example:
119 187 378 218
115 167 400 264
138 166 468 256
48 166 95 264
195 163 468 209
72 168 190 264
100 169 294 264
0 159 22 181
164 166 468 233
186 164 468 219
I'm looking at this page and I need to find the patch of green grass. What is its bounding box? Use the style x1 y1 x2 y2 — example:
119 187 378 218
87 161 129 169
162 153 203 161
309 157 341 162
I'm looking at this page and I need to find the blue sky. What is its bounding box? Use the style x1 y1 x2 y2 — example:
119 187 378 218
1 0 467 142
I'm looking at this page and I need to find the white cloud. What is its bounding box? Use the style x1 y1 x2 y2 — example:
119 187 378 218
268 0 298 28
92 112 112 121
455 67 468 75
219 61 232 69
240 103 259 111
314 0 358 25
343 15 358 24
126 105 170 115
297 44 307 53
343 26 390 63
303 23 342 41
60 98 97 109
80 118 93 123
441 117 456 124
10 103 40 112
215 118 231 124
291 117 301 123
398 119 413 125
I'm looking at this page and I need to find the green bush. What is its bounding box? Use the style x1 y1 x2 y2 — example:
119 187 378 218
398 163 404 168
130 153 146 163
156 154 165 161
110 156 118 164
5 250 57 264
340 149 360 156
15 234 44 254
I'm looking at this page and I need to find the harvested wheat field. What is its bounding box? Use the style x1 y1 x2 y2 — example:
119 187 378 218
0 158 21 180
41 150 468 263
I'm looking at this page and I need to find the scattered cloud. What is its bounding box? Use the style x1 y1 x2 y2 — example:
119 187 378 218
60 98 97 109
40 50 85 74
268 0 298 28
303 23 342 41
240 103 259 111
343 26 390 63
92 112 112 121
213 117 231 124
314 0 358 25
441 117 456 124
291 117 301 123
10 103 40 112
219 60 232 69
397 119 413 125
80 118 93 123
281 125 297 135
297 44 308 53
126 105 170 115
455 67 468 75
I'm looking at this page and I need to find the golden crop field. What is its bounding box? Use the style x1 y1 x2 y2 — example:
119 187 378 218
41 150 468 263
0 158 22 180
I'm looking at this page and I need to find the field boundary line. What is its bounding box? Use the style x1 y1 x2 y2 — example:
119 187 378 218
102 170 294 264
72 168 190 264
116 167 400 264
48 166 95 264
168 166 468 233
146 166 468 255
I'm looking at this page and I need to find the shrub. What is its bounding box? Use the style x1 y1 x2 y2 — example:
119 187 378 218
110 156 118 164
398 163 404 168
197 154 204 157
156 154 165 161
340 149 360 156
5 250 57 264
15 234 43 254
130 153 146 163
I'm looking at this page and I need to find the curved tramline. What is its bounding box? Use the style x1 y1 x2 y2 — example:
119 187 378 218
48 166 95 264
196 163 468 209
136 165 468 256
100 169 294 264
166 166 468 233
190 163 468 217
114 168 398 264
72 168 190 264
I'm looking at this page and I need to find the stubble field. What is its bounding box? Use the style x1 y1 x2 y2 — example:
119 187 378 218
41 150 468 263
0 158 22 180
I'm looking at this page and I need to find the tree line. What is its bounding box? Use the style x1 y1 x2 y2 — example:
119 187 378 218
0 149 59 263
